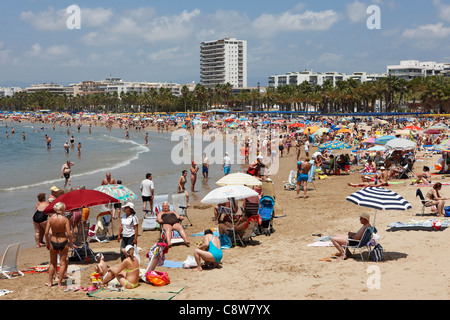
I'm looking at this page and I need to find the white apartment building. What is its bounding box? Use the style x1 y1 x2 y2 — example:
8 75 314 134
200 37 247 88
387 60 449 80
268 70 386 88
77 78 184 97
24 83 74 96
0 87 22 97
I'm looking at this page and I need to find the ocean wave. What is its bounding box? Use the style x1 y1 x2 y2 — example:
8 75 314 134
0 135 149 192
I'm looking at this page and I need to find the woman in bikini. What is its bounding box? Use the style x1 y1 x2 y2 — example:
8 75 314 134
44 202 73 288
178 170 189 206
156 202 190 247
97 245 140 289
193 229 222 271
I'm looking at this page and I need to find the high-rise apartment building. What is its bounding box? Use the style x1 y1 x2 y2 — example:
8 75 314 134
200 37 247 88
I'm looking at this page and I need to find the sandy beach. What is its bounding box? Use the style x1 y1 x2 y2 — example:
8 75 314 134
1 129 449 302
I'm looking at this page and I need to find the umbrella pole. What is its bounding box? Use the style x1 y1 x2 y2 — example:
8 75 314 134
230 198 236 246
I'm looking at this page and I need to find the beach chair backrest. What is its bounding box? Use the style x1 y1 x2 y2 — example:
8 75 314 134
416 189 426 204
1 243 20 275
171 193 187 216
153 194 169 213
358 227 374 248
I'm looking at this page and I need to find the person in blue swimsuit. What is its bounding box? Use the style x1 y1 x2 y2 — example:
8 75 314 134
193 229 222 271
296 158 311 199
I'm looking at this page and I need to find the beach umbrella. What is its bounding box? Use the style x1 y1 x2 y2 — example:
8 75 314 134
314 128 330 136
367 145 386 152
385 138 416 151
346 187 412 227
403 125 422 131
289 123 305 128
215 172 262 187
318 141 351 151
337 128 352 134
428 125 447 131
94 184 137 203
362 137 376 144
374 135 396 145
303 126 319 134
43 189 119 214
424 129 442 135
201 185 259 204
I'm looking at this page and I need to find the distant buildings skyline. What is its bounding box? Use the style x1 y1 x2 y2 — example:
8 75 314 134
1 59 449 99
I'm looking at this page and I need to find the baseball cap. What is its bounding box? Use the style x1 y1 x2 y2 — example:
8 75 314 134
50 186 60 192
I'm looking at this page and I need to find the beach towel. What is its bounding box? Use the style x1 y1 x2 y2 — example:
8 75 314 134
161 260 184 268
87 284 185 300
190 227 219 237
388 219 450 230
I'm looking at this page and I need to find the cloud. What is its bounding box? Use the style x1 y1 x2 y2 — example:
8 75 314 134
46 45 70 56
433 0 450 22
252 9 340 37
80 8 201 45
402 22 450 39
346 0 368 23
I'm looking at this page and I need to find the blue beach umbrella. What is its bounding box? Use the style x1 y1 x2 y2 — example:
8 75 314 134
319 141 351 151
374 135 396 145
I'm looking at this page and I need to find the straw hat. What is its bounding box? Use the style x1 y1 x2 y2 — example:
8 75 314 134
360 213 370 221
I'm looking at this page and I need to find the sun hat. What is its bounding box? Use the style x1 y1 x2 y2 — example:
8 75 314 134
122 202 134 209
380 166 386 170
124 245 134 254
360 213 370 221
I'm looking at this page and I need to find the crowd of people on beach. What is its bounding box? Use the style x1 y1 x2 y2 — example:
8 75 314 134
5 110 450 286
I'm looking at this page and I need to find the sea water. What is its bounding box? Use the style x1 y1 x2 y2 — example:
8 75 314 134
0 121 241 253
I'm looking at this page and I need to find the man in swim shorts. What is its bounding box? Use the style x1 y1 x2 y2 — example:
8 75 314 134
61 160 74 189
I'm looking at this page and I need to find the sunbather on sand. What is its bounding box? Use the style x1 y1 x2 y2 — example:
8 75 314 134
96 245 140 289
330 213 371 260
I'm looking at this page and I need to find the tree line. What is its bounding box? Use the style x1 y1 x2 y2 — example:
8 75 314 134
0 76 449 114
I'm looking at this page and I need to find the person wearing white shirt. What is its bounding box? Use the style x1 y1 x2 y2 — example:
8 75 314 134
223 152 231 175
140 173 155 213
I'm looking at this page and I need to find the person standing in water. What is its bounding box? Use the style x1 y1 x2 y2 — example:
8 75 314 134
61 160 74 189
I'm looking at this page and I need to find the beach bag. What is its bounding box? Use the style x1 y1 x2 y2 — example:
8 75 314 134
182 255 197 269
444 206 450 217
145 271 170 286
369 244 384 262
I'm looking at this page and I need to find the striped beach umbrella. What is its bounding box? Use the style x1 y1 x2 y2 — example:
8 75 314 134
346 187 412 226
94 184 137 203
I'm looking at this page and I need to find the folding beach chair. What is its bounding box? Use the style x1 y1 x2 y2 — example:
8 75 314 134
228 219 259 247
155 202 186 245
171 193 192 227
308 162 318 191
342 227 376 260
71 220 96 262
142 194 168 231
0 243 24 279
283 170 297 190
416 188 433 216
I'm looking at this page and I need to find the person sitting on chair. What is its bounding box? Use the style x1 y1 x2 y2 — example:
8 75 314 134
426 182 447 217
96 245 140 289
218 211 252 237
156 201 190 247
330 213 371 260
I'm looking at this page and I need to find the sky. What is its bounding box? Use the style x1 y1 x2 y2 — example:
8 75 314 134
0 0 450 88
